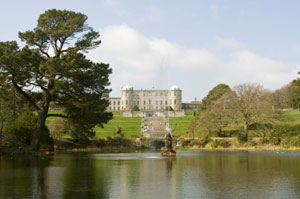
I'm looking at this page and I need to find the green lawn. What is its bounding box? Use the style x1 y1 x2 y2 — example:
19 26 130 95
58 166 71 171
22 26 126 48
169 116 193 136
279 110 300 124
46 111 141 138
94 116 141 138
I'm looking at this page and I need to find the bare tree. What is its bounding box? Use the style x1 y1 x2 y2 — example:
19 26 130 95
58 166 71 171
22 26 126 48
228 83 275 140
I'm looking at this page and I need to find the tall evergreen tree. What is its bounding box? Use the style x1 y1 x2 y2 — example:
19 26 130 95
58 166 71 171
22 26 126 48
0 9 112 150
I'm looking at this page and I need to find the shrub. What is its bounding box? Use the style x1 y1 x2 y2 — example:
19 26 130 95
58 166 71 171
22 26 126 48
181 139 191 147
259 137 269 145
91 138 106 148
205 141 217 148
189 136 212 147
215 139 231 148
270 137 281 145
3 112 37 146
237 133 248 143
279 136 300 147
48 119 67 140
106 136 131 147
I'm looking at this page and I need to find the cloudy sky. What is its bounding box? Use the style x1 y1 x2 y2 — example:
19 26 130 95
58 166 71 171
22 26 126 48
1 0 300 101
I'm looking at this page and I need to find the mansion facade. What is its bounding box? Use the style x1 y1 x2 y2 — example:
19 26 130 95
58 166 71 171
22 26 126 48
108 85 182 111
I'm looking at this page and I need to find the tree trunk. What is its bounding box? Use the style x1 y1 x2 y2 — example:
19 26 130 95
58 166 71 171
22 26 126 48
243 121 248 141
217 128 222 137
30 108 48 150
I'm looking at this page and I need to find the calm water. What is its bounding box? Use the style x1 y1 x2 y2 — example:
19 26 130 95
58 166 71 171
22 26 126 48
1 151 300 199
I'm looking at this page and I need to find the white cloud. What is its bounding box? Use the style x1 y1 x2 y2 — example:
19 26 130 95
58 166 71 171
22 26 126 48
216 51 299 89
87 24 298 98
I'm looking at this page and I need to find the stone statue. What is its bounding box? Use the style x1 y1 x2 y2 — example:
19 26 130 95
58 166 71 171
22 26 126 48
165 133 173 152
162 132 176 156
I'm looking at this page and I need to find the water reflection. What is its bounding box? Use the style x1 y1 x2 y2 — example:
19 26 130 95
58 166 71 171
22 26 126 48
1 151 300 199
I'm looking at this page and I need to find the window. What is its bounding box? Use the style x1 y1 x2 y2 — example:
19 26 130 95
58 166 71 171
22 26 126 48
161 100 163 105
137 101 139 105
149 100 151 104
174 92 177 96
126 100 128 105
118 101 120 105
144 101 146 105
174 99 176 104
165 100 168 105
113 101 116 105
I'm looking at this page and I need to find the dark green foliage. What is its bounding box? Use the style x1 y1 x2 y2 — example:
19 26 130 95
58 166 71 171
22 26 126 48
0 9 112 149
288 77 300 109
248 123 273 130
200 83 231 111
106 136 131 147
67 122 95 144
132 105 140 111
237 133 248 143
3 112 37 146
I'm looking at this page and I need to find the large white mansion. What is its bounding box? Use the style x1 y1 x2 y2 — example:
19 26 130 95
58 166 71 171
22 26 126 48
108 85 182 111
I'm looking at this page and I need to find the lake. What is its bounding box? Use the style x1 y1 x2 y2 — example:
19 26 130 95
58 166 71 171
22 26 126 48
1 151 300 199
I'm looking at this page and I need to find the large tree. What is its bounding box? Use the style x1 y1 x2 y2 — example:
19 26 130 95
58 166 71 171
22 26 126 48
227 83 274 140
271 84 290 110
0 9 112 150
200 83 231 111
199 92 234 137
288 74 300 109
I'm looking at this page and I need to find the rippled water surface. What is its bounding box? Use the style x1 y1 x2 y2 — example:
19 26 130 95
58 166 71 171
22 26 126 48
1 151 300 199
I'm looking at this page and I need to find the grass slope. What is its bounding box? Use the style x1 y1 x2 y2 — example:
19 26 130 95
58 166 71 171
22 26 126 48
95 116 141 138
169 116 193 136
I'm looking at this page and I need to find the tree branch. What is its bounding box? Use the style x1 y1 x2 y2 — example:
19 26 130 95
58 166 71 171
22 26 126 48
47 113 68 118
11 78 40 111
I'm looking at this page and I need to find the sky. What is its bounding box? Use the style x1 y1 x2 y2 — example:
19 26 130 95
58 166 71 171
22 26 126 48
1 0 300 102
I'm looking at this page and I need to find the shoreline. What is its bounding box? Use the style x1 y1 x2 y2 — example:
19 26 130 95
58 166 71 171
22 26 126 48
2 145 300 157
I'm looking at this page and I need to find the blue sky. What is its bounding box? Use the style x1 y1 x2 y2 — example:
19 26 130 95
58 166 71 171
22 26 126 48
1 0 300 101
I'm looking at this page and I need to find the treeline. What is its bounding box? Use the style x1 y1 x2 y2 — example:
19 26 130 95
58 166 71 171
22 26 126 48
187 79 300 146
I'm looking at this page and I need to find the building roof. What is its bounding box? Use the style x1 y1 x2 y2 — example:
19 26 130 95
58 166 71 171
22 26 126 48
122 85 133 90
170 85 180 90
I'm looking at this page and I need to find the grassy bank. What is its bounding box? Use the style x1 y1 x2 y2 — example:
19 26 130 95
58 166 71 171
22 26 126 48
94 116 141 138
46 111 142 139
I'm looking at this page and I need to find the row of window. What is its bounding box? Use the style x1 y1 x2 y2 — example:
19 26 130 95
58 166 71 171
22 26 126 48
108 106 178 111
122 92 178 97
111 99 177 106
